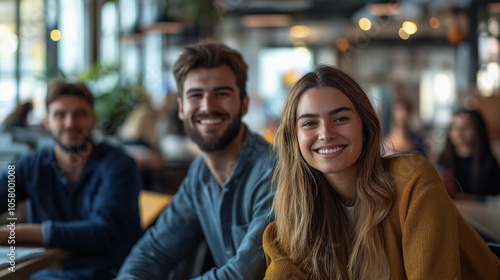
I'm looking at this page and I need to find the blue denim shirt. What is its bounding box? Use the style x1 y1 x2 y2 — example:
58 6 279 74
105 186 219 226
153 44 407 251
0 141 143 280
117 129 276 279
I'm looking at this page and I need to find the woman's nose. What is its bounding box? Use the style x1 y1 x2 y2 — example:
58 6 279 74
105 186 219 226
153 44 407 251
318 123 336 141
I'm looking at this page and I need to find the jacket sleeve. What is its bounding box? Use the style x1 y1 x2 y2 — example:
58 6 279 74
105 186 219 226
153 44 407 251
116 176 204 279
395 156 461 279
395 156 500 279
45 153 142 253
262 222 308 280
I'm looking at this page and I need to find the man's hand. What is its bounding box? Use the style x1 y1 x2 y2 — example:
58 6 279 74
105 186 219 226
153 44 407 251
0 223 43 245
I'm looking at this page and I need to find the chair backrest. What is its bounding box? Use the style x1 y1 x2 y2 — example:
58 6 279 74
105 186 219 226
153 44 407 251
139 190 172 229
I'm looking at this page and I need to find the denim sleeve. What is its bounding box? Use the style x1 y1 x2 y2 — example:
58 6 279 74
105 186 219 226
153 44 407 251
46 155 142 253
116 177 205 279
195 170 274 280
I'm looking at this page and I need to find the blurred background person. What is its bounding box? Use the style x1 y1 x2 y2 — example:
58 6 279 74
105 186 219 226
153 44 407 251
438 109 500 198
0 80 143 279
118 89 158 150
1 101 33 132
156 91 199 163
383 96 426 157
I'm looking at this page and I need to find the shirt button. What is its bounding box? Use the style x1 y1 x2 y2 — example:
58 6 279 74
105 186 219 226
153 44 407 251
226 250 232 256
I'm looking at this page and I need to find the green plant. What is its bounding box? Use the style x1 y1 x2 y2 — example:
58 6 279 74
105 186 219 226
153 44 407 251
73 63 144 135
164 0 222 23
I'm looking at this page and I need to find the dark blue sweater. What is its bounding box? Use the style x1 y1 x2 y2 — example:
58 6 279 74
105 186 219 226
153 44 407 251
0 141 143 279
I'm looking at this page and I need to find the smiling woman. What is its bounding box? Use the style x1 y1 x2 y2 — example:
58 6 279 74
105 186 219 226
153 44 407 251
296 87 363 201
263 65 500 280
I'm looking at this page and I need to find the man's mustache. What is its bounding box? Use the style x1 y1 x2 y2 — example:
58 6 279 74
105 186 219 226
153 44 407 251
194 112 229 119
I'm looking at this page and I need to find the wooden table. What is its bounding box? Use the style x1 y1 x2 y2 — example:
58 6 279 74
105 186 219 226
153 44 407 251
454 198 500 243
0 247 70 280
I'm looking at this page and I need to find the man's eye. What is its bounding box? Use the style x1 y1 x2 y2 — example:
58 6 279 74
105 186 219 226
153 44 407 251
188 93 202 99
75 111 87 118
216 92 229 96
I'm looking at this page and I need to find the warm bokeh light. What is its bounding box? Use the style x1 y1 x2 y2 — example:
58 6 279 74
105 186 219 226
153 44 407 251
477 62 500 97
359 18 372 31
399 28 410 40
402 21 417 35
290 25 310 38
50 29 62 41
429 17 440 29
336 38 350 51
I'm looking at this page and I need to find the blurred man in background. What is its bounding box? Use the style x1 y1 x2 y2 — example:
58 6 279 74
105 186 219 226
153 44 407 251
0 80 143 279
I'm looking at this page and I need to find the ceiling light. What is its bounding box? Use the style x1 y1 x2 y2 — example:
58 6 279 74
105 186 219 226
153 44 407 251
359 18 372 31
402 21 417 35
290 25 310 38
142 22 184 34
240 0 311 10
241 14 292 28
50 29 62 41
429 17 440 29
399 28 410 40
336 38 350 52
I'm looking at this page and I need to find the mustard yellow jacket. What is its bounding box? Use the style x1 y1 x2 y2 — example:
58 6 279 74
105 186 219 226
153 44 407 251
263 155 500 279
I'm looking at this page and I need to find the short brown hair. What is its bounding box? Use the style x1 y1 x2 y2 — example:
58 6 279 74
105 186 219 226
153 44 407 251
173 42 248 99
46 80 94 110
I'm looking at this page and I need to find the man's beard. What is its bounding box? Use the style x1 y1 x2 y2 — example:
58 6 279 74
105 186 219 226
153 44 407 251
183 112 243 152
51 129 94 154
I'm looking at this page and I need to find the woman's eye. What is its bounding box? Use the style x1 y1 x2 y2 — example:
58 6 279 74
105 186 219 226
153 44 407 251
303 121 316 127
335 116 348 122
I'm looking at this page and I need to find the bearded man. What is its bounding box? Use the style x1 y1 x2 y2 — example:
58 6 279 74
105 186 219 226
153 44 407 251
117 43 275 280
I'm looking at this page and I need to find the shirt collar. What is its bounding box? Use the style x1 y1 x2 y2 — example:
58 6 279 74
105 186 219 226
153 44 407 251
222 126 260 188
41 140 104 167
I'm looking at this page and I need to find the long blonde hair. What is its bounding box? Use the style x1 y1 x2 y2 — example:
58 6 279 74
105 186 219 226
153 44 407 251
272 65 395 279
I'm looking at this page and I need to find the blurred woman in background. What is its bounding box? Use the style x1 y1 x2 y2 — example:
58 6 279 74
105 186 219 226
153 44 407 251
439 109 500 197
383 97 426 157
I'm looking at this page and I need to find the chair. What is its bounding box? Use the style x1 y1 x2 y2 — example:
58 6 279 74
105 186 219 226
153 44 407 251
139 190 172 230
